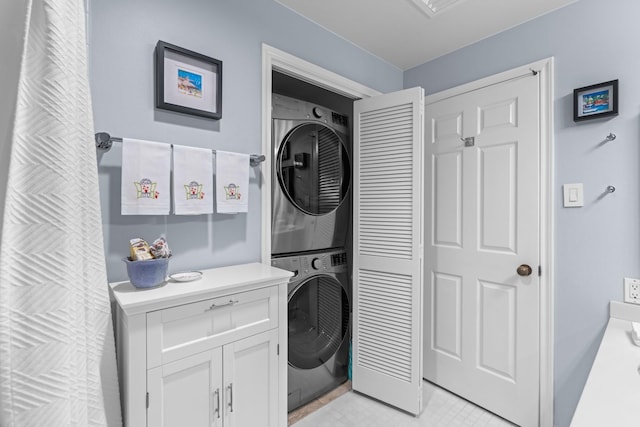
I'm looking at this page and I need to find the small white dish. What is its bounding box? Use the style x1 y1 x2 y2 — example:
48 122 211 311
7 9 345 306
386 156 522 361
169 271 203 282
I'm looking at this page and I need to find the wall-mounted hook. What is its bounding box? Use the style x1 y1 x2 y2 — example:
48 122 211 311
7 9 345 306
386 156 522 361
605 133 616 142
607 185 616 193
460 136 475 147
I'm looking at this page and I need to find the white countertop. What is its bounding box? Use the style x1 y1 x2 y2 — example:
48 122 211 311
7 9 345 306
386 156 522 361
110 262 293 315
570 301 640 427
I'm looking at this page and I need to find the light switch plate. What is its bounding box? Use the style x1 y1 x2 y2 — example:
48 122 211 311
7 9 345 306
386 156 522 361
563 183 584 207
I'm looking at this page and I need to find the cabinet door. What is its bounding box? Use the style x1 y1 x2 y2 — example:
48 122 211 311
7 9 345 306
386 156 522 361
148 348 223 427
223 329 279 427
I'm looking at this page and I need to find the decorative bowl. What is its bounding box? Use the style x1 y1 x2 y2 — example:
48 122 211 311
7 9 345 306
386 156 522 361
122 257 169 289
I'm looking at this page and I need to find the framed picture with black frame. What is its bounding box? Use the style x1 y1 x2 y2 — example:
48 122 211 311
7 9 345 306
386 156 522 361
155 41 222 120
573 79 618 122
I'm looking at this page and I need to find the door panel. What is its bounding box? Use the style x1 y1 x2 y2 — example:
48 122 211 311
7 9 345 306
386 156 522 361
478 97 517 131
223 329 278 427
353 87 424 416
433 151 462 248
432 272 462 360
478 142 517 253
431 111 463 142
425 74 540 427
357 268 414 381
478 280 516 380
147 348 222 427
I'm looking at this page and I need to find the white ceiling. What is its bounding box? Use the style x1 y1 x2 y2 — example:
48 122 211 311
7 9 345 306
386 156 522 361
275 0 578 70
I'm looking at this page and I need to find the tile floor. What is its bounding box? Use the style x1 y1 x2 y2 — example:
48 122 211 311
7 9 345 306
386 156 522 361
291 381 516 427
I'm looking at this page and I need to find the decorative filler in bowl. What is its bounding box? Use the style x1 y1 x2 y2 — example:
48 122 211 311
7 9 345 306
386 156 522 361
123 236 171 288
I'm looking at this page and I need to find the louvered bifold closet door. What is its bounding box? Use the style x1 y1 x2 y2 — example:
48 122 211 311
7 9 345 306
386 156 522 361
353 87 425 416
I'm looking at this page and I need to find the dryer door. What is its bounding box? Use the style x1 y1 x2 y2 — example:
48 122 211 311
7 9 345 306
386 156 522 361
277 123 350 216
288 274 350 370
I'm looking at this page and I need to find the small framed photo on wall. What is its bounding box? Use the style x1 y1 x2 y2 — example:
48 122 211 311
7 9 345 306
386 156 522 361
573 79 618 122
155 41 222 120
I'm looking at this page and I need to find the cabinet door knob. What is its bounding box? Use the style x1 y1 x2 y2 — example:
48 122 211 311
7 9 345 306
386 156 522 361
517 264 533 277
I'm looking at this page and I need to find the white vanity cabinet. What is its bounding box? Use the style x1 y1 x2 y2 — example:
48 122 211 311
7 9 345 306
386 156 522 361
110 263 292 427
147 329 278 427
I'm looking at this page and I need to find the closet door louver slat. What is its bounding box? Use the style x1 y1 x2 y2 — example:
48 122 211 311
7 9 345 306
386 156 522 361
352 87 424 416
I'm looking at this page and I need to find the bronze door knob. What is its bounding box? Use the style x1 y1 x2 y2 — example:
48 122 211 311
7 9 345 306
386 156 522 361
517 264 533 277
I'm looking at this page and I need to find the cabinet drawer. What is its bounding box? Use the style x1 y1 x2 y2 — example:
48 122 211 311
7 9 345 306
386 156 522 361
147 286 278 367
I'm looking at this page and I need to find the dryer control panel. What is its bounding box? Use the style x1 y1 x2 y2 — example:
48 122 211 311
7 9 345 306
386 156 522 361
271 249 348 280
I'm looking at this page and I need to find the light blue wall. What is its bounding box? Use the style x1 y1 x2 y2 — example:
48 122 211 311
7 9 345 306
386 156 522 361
89 0 402 282
405 0 640 425
89 0 637 424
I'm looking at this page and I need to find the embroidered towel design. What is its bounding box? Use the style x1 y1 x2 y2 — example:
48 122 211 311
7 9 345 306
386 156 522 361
173 145 213 215
215 150 249 214
121 138 171 215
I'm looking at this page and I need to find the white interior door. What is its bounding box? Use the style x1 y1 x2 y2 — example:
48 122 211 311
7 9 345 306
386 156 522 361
353 87 424 416
424 74 540 427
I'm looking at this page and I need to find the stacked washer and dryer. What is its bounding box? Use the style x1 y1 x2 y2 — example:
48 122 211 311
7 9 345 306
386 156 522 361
270 94 352 412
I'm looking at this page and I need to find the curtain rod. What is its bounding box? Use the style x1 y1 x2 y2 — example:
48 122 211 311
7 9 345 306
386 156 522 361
94 132 266 167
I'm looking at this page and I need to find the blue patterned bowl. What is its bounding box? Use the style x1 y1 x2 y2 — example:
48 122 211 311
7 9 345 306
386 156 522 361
122 257 169 288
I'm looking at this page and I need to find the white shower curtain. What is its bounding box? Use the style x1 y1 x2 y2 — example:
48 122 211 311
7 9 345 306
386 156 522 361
0 0 121 425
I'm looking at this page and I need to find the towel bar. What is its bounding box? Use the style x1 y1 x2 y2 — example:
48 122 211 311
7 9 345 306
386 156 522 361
95 132 266 167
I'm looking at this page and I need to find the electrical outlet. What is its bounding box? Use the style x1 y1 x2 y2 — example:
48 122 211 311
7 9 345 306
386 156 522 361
624 278 640 305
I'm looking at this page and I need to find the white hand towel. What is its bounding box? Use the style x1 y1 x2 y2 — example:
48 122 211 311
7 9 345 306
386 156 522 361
215 150 249 214
121 138 171 215
173 145 213 215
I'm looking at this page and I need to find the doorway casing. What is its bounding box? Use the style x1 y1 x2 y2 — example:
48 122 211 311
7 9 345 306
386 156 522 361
261 44 382 426
260 44 554 427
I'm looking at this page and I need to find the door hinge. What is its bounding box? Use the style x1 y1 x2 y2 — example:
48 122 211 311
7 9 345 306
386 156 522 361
146 392 149 409
538 265 542 277
277 344 280 355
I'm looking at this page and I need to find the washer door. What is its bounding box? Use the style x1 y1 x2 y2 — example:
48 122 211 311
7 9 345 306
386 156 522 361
288 275 350 370
277 123 350 216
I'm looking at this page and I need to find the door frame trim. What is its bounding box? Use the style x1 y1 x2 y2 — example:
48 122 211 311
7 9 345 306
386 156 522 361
260 44 381 264
425 57 555 427
261 46 381 426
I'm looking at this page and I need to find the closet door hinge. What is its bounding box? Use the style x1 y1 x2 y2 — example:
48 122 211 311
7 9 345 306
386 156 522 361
146 392 149 409
277 344 280 355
